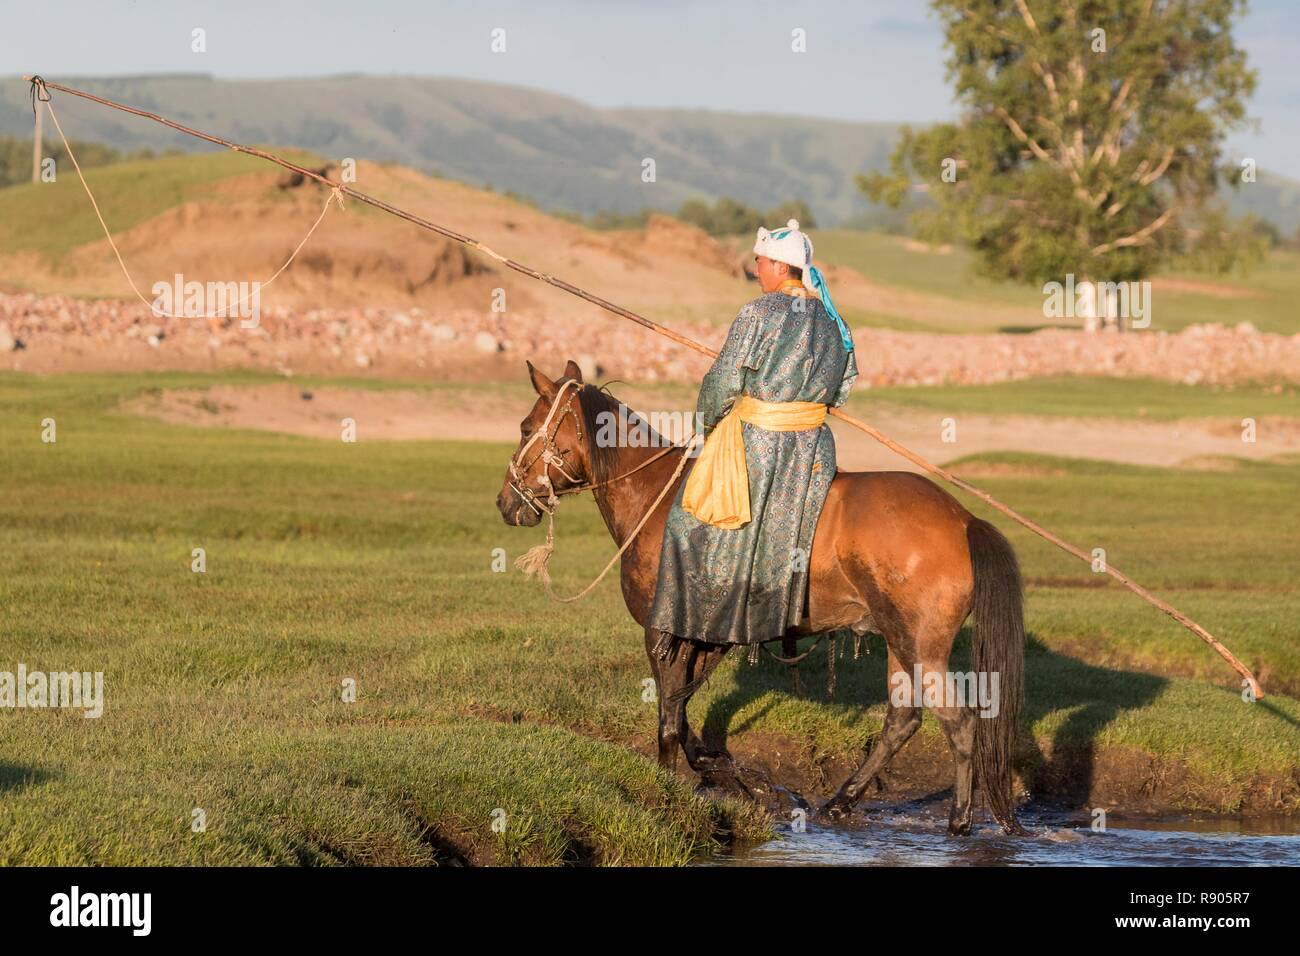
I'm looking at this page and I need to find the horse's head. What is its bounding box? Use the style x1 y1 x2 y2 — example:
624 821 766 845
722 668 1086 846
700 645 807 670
497 359 599 527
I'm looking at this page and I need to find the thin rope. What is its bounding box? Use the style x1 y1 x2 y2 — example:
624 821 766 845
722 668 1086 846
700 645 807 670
517 442 695 603
759 632 829 665
40 92 342 321
557 443 680 501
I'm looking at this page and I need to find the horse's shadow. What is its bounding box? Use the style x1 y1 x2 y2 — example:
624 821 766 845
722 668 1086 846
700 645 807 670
0 763 53 794
697 629 1169 810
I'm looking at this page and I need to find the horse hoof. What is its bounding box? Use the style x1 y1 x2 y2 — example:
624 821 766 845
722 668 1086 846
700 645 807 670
947 821 972 837
697 772 754 802
815 799 855 823
733 765 775 796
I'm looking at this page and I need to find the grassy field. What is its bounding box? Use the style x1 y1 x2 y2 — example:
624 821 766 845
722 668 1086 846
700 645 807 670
815 229 1300 336
1 371 1298 865
849 376 1300 421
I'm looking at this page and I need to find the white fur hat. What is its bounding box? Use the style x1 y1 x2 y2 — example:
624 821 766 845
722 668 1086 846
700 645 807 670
753 218 856 354
753 219 813 285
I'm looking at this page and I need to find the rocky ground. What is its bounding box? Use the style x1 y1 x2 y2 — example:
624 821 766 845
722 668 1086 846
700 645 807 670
1 291 1298 388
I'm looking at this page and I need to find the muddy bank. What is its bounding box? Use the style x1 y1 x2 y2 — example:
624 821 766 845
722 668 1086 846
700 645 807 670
627 726 1300 826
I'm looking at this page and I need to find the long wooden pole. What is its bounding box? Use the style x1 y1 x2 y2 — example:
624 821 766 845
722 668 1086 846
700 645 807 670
21 75 1264 700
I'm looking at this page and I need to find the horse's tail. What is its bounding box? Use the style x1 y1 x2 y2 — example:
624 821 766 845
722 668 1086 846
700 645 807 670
966 517 1026 832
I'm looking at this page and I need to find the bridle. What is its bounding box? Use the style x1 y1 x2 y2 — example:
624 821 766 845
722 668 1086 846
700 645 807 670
506 379 685 522
507 379 586 519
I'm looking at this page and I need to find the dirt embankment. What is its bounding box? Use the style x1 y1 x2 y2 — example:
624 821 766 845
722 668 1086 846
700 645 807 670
3 157 1296 388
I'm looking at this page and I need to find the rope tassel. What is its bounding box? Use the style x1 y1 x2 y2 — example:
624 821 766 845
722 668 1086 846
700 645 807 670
513 518 556 586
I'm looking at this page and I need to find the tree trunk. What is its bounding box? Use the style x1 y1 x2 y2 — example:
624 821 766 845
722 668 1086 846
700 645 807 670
1101 284 1123 332
1078 276 1099 333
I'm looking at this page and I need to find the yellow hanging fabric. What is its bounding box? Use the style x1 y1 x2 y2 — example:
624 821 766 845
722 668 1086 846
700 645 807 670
681 394 828 530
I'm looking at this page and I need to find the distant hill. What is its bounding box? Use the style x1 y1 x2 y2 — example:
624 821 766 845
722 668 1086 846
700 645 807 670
0 74 898 226
2 73 1296 234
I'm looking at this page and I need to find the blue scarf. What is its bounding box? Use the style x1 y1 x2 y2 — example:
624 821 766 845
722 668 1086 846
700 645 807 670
809 265 855 353
767 227 854 353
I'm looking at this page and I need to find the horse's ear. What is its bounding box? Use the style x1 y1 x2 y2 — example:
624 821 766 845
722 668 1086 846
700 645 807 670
527 360 558 399
562 359 584 384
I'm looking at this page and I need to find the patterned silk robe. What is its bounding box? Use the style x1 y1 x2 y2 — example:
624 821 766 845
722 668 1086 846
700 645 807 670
647 290 859 644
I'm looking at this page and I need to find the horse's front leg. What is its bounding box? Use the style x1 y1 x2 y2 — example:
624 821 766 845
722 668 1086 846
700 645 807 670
651 633 752 791
675 642 733 774
644 628 680 772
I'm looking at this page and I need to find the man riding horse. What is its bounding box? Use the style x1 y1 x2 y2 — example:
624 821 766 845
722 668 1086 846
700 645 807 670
500 220 1026 835
647 219 858 656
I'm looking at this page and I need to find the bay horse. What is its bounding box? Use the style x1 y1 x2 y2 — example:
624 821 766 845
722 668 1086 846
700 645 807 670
497 360 1027 835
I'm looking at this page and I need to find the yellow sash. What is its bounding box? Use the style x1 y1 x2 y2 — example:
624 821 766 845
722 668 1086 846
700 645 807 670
681 394 828 530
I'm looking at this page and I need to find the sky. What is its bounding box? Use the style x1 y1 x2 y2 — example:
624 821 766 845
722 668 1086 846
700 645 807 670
3 0 1296 167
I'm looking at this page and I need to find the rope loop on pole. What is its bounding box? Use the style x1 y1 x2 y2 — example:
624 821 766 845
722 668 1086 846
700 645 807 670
31 84 345 322
28 74 50 116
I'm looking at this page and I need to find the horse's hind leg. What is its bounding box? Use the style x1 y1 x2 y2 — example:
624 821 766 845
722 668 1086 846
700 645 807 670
932 702 977 835
818 646 921 821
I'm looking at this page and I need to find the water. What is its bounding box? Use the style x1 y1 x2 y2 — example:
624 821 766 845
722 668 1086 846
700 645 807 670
703 805 1300 866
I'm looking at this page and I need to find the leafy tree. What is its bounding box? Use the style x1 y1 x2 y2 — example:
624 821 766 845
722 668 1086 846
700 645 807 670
1174 206 1271 272
765 199 818 230
861 0 1257 329
677 196 817 236
0 136 161 188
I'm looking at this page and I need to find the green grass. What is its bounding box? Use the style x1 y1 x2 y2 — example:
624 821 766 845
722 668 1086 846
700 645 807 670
1 371 1298 865
0 148 322 262
817 230 1040 308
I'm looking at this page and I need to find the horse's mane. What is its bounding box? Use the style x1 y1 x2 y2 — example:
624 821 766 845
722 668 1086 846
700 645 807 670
574 382 624 488
574 380 681 487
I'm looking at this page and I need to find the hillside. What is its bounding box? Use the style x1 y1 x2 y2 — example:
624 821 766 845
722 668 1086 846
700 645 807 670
0 149 1087 334
4 73 1296 234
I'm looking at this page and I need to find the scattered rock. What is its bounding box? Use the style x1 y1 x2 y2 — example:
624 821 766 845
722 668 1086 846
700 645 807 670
1 291 1297 389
